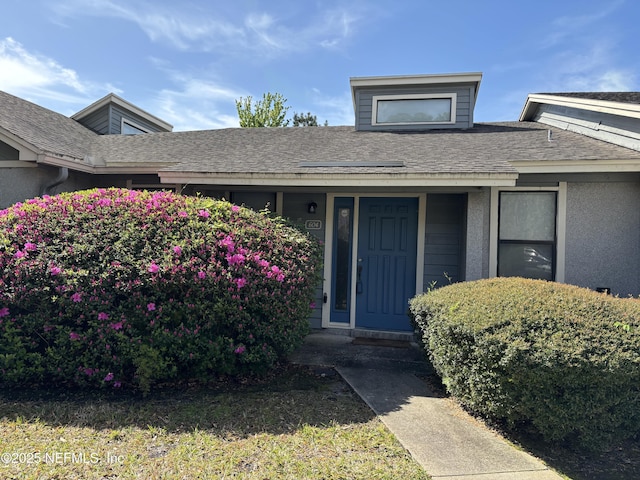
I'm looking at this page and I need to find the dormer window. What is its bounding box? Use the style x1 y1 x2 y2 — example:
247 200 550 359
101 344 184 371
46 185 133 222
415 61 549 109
121 119 150 135
350 73 481 131
372 93 457 126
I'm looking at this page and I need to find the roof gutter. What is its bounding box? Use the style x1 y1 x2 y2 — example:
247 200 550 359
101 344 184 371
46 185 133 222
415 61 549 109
40 166 69 196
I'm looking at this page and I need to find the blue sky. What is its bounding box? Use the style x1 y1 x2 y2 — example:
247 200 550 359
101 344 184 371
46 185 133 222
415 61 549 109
0 0 638 131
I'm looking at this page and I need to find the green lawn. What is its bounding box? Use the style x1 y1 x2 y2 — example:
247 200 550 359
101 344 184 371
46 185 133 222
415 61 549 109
0 366 430 479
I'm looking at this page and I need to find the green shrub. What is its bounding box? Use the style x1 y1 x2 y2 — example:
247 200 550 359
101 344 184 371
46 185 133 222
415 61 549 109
410 277 640 450
0 188 322 393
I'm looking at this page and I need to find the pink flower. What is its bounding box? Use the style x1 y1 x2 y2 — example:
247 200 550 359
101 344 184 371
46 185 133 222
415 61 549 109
113 381 121 388
147 303 156 311
271 265 281 274
50 266 62 276
84 368 95 376
234 345 246 354
0 307 10 318
148 263 160 273
71 292 83 303
69 332 80 341
226 253 245 266
98 312 109 321
110 321 124 331
23 242 36 251
172 246 182 256
14 250 25 259
197 209 210 218
220 236 235 253
259 259 269 268
231 205 240 212
178 211 188 218
310 302 316 309
235 277 247 288
276 273 285 283
197 271 206 280
104 372 114 382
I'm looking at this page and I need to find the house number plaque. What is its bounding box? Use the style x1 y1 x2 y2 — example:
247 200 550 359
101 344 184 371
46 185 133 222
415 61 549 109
305 220 322 230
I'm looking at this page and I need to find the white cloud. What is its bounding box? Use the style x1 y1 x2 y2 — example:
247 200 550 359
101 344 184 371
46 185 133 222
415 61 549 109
0 36 241 129
562 70 635 92
545 43 636 92
51 0 244 51
151 75 246 131
526 2 637 94
50 0 364 57
0 37 111 110
540 0 625 49
309 88 354 126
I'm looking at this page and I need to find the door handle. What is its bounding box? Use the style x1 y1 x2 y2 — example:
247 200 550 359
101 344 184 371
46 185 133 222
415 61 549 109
356 258 363 294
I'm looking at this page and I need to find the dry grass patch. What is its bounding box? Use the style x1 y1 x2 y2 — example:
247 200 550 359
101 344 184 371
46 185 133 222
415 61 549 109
0 366 429 479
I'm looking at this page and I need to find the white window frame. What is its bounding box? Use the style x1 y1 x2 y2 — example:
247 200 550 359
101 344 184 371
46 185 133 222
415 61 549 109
371 93 457 126
121 118 150 135
489 183 566 283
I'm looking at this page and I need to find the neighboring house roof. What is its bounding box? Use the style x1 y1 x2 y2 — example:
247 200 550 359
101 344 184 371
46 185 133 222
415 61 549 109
520 92 640 121
537 92 640 104
0 90 97 163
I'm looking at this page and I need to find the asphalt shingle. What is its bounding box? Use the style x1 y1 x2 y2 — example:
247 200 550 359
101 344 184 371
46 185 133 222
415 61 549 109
0 90 97 161
538 92 640 104
2 90 640 179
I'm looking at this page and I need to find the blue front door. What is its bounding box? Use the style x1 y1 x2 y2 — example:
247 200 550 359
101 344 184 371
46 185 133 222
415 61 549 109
355 198 418 331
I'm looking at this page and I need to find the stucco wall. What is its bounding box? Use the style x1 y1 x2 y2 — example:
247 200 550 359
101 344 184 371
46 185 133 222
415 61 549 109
1 167 49 208
465 189 489 281
1 165 99 208
0 166 101 208
564 182 640 296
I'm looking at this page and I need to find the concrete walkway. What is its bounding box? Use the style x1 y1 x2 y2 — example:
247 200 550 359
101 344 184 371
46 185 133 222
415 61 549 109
289 332 564 480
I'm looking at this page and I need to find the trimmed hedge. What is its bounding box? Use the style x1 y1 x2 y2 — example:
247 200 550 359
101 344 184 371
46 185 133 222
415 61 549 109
410 277 640 450
0 188 322 393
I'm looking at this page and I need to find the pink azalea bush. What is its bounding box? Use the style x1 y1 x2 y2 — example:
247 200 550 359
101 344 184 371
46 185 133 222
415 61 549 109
0 188 322 393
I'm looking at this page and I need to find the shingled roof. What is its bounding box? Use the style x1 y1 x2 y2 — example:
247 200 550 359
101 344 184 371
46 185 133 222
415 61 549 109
3 89 640 186
0 90 97 162
538 92 640 104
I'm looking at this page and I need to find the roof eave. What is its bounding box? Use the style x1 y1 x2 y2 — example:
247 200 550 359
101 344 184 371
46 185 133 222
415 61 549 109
520 93 640 122
512 158 640 174
350 72 483 89
157 171 517 187
39 155 178 175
